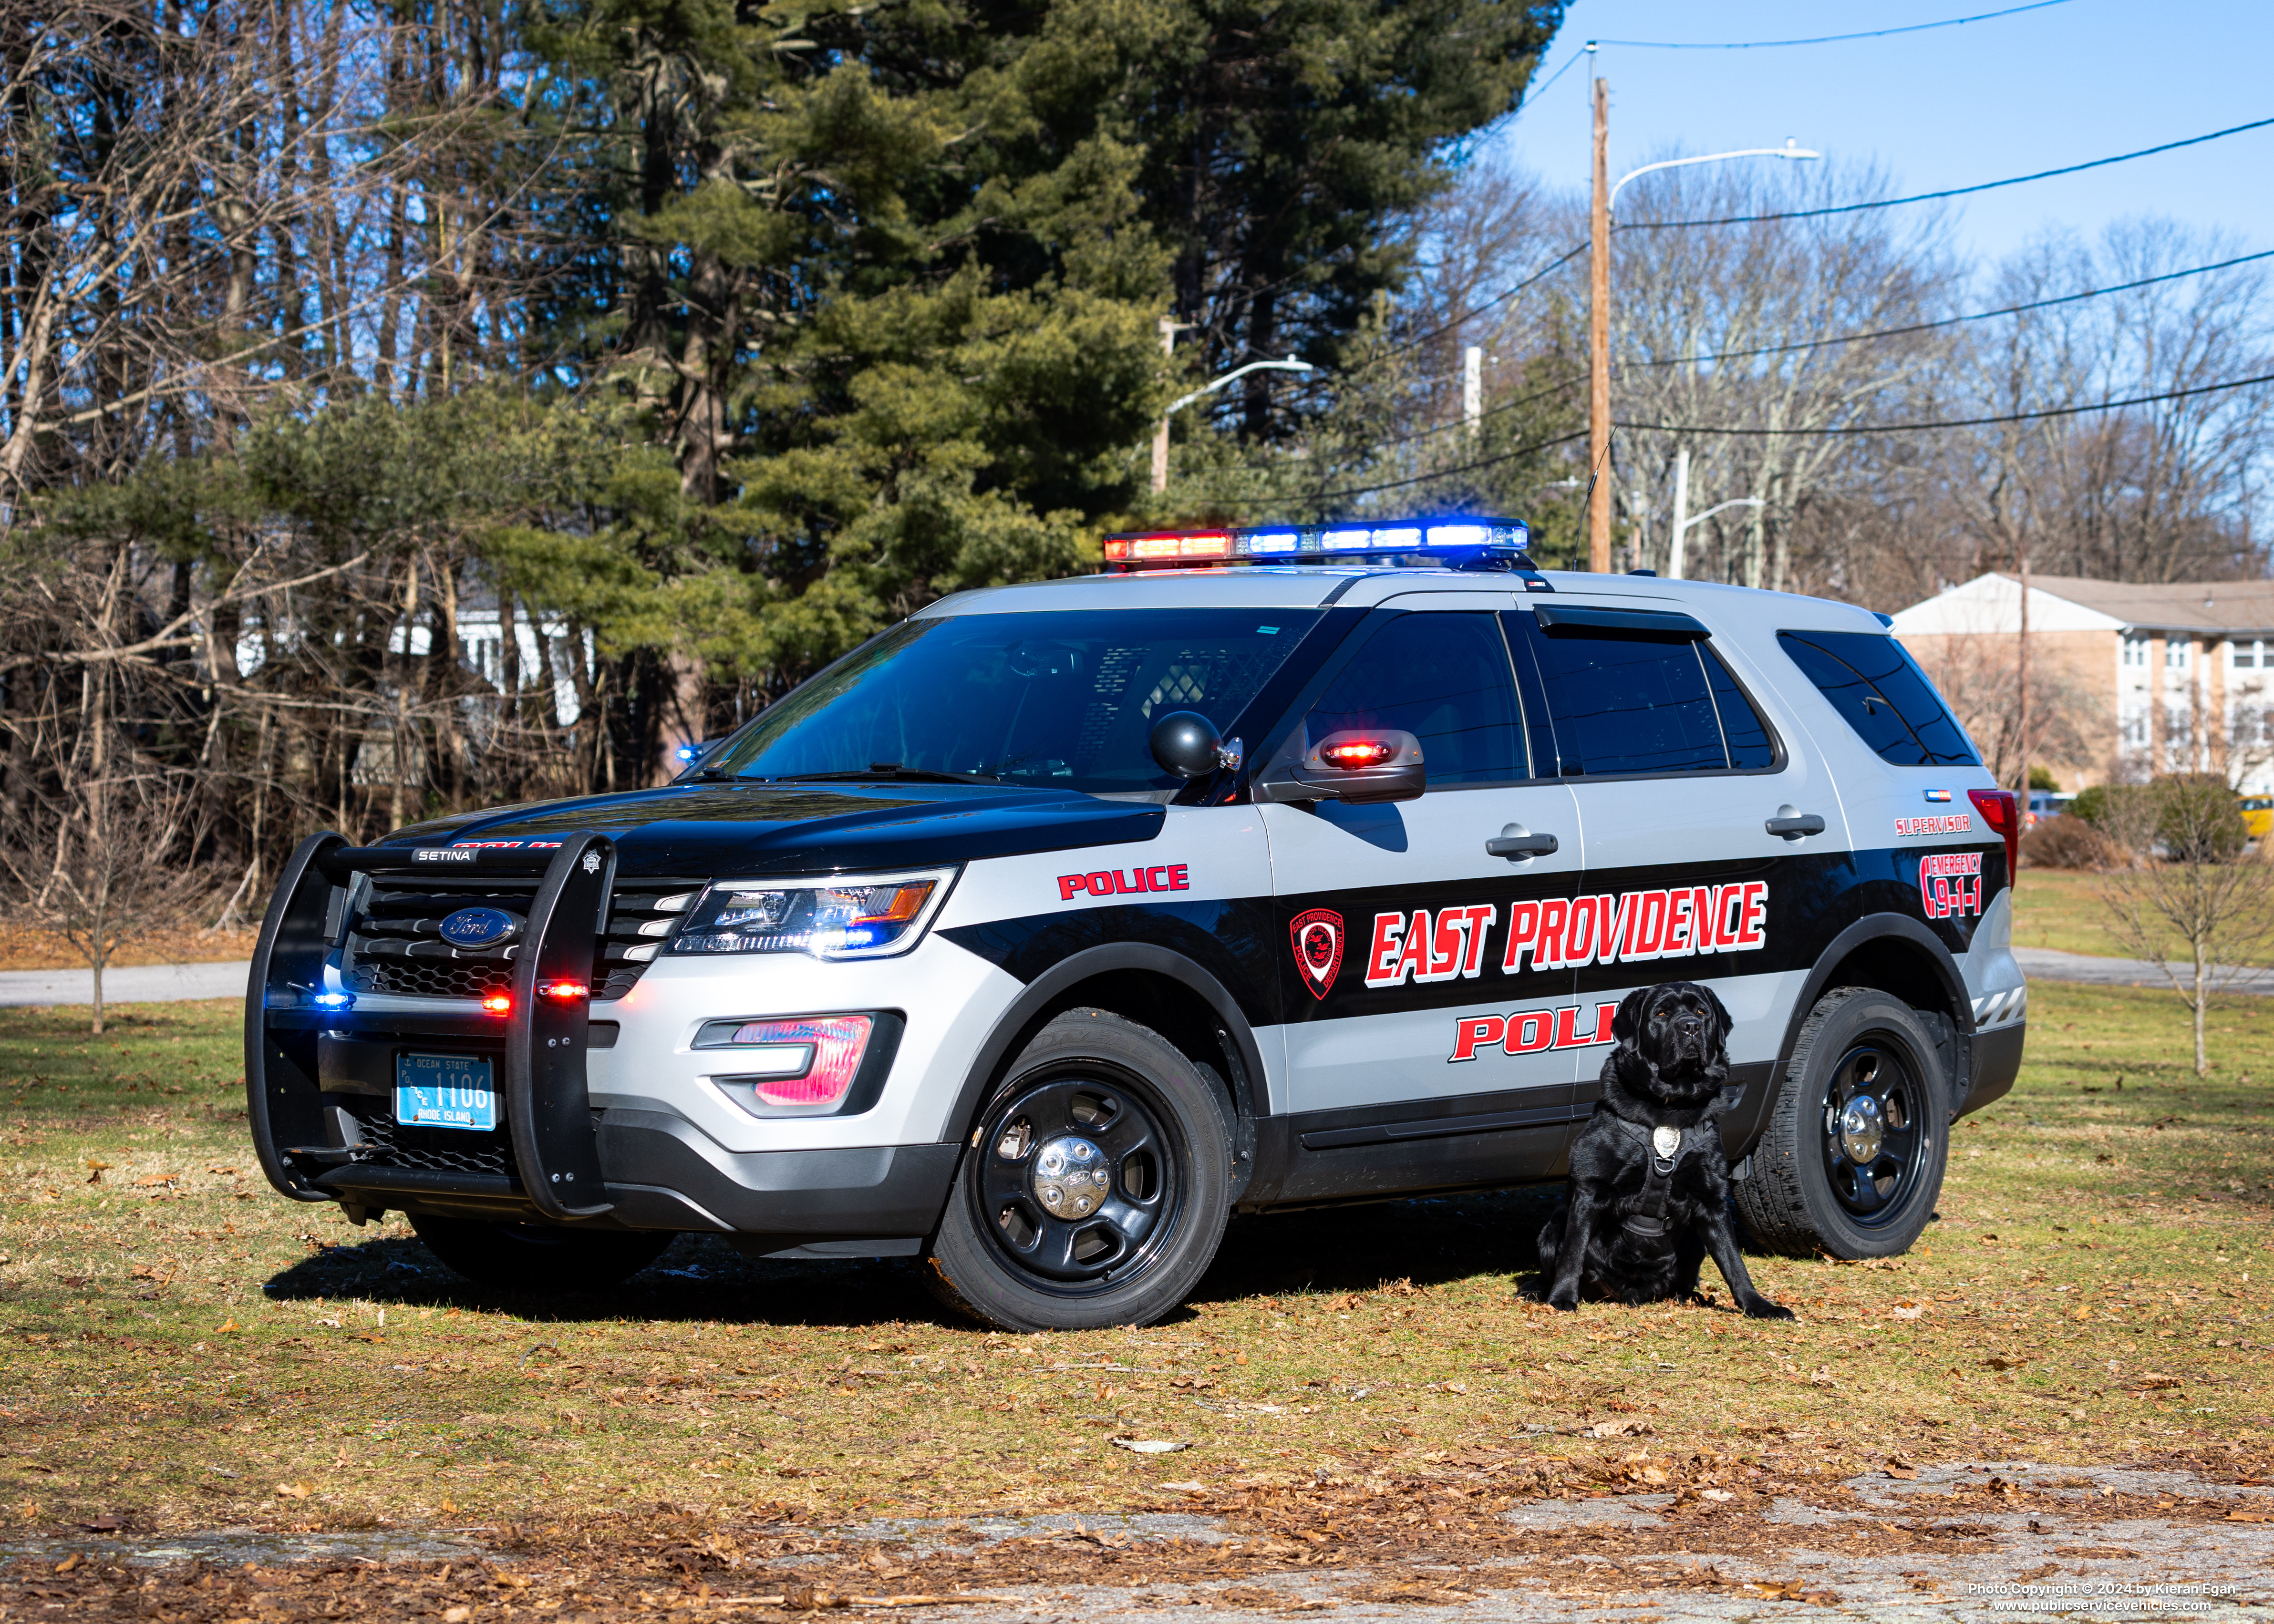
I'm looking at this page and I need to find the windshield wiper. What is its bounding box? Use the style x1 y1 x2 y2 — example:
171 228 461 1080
772 764 1006 786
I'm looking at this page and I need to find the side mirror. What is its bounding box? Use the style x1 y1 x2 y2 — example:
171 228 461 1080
1254 729 1426 805
1150 711 1239 780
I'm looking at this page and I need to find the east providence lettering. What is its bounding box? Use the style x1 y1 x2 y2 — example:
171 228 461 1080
1364 881 1769 989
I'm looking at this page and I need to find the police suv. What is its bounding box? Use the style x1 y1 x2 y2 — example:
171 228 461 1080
246 521 2024 1331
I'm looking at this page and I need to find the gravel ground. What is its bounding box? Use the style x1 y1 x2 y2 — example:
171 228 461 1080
8 1462 2269 1622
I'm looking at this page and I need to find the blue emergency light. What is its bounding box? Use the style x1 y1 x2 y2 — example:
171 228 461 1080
1102 517 1539 577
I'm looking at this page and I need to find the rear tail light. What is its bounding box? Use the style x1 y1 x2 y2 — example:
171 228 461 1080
709 1015 874 1116
1968 789 2019 879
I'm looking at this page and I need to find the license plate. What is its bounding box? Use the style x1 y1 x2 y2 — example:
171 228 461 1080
395 1054 498 1131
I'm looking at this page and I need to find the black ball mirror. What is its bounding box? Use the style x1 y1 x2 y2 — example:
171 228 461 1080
1149 711 1223 779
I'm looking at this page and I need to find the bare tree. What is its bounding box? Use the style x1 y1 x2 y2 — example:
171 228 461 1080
1906 628 2107 789
1602 157 1957 593
2095 778 2274 1076
1943 223 2274 591
0 771 214 1033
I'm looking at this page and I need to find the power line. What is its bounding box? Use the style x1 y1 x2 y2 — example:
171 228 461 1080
1347 372 1586 455
1618 114 2274 231
1640 248 2274 368
1620 370 2274 437
1363 241 1588 368
1186 428 1591 506
1590 0 2073 50
1520 44 1589 101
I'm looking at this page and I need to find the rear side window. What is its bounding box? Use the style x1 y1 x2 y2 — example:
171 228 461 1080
1308 613 1525 783
1778 630 1979 767
1511 616 1773 776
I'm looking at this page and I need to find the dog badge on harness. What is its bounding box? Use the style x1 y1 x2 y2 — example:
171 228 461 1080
1651 1125 1682 1161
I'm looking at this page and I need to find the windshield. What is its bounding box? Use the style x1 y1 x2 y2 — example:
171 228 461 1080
705 608 1321 793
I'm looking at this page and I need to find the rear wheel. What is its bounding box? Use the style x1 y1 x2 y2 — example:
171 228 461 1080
923 1007 1233 1332
409 1214 673 1291
1734 987 1948 1259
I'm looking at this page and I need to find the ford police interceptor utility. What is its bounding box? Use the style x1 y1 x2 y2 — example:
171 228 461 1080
246 520 2025 1331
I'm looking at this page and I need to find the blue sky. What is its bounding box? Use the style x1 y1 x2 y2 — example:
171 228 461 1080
1492 0 2274 266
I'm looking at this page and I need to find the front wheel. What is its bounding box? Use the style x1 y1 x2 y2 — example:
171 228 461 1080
409 1214 673 1291
1734 987 1949 1259
923 1007 1233 1332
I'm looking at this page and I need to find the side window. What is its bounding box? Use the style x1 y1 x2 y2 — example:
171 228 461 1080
1777 630 1980 768
1518 620 1731 776
1704 649 1777 769
1305 612 1526 784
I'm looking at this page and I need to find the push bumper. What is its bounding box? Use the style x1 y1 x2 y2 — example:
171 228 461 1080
245 831 961 1242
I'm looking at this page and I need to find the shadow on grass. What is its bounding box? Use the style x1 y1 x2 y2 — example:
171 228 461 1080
258 1184 1572 1328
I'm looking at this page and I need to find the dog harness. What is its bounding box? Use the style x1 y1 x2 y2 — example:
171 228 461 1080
1602 1086 1744 1241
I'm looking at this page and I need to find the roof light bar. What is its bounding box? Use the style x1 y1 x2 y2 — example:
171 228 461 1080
1103 517 1535 575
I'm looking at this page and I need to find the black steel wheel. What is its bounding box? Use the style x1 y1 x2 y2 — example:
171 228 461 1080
924 1007 1233 1331
1734 987 1949 1259
409 1213 673 1291
1817 1039 1929 1226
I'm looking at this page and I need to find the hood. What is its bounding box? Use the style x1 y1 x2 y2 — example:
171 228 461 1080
385 781 1168 878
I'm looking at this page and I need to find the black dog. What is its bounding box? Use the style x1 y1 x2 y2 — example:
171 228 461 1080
1538 982 1792 1319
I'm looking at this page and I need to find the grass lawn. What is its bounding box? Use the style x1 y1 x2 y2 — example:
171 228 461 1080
2009 868 2148 959
2012 866 2274 966
1 983 2268 1547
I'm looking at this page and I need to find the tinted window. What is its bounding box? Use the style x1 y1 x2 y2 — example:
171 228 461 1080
706 609 1319 793
1524 624 1729 776
1704 649 1777 769
1307 613 1525 784
1778 630 1979 767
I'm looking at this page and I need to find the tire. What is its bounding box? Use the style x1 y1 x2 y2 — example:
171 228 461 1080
1734 987 1949 1260
923 1007 1234 1332
409 1214 673 1292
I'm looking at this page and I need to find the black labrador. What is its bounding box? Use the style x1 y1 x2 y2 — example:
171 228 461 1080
1538 981 1793 1319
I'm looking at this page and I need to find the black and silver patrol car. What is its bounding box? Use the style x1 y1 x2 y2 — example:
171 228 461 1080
246 520 2024 1330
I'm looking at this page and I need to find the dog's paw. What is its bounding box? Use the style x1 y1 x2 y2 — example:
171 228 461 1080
1546 1288 1581 1313
1743 1297 1796 1321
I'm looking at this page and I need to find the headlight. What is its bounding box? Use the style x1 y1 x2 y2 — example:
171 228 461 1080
664 868 956 960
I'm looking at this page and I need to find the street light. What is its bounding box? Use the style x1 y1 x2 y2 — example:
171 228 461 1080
1150 345 1317 494
1608 138 1821 218
1665 444 1763 581
1587 67 1820 570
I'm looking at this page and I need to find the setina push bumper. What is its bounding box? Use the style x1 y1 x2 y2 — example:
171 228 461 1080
244 831 957 1248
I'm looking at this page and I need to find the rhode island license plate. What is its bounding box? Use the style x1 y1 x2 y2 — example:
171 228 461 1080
395 1053 498 1131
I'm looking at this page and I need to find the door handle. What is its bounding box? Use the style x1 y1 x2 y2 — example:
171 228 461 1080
1487 823 1560 860
1765 804 1827 840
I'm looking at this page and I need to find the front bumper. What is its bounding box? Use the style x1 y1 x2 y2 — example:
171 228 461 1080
246 832 962 1242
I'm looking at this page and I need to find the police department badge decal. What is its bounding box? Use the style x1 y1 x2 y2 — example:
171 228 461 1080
1290 908 1344 1001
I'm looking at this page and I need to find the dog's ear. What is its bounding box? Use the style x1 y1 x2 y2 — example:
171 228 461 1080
1609 984 1655 1048
1699 984 1733 1041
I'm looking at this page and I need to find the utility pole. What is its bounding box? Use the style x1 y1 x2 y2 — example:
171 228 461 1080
1668 445 1690 579
1151 316 1178 495
2016 538 2032 801
1462 346 1482 440
1588 74 1612 573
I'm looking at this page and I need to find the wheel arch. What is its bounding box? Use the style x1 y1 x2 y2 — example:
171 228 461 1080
939 945 1267 1199
1773 915 1974 1125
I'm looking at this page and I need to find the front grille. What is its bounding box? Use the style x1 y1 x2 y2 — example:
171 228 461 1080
360 958 516 1001
341 872 704 1004
339 1094 517 1179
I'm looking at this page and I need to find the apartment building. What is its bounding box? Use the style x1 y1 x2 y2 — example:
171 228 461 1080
1887 572 2274 793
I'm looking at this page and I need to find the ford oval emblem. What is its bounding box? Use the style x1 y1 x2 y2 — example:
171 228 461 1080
438 906 520 949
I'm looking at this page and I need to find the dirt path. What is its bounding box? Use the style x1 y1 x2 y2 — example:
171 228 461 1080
7 1462 2270 1622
